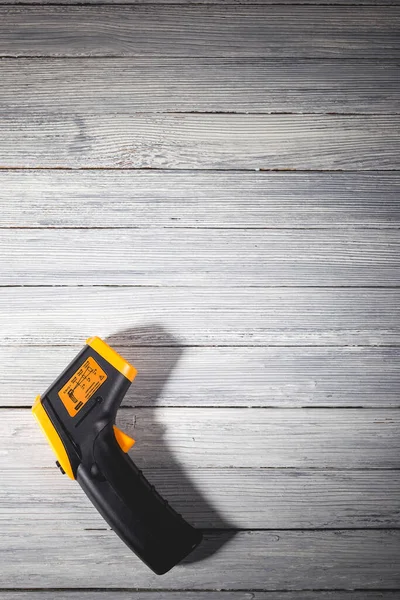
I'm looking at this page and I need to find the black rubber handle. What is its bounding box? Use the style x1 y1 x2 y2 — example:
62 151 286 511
77 422 202 575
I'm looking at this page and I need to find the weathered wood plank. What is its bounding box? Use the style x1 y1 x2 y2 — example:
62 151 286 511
4 408 399 469
1 229 399 286
1 287 399 346
3 468 400 529
0 6 398 58
1 114 399 169
1 528 399 588
2 171 400 228
1 59 399 115
123 408 400 469
3 345 400 408
2 0 400 4
2 594 399 600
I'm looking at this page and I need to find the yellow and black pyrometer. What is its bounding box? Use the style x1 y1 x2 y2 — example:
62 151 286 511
33 337 202 574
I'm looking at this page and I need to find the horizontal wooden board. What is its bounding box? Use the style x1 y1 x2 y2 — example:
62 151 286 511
1 114 399 169
0 6 399 58
2 0 400 4
3 468 400 529
0 527 399 588
3 345 400 408
1 229 399 286
122 408 400 469
1 287 399 346
2 595 400 600
3 408 400 469
1 59 399 115
2 171 400 228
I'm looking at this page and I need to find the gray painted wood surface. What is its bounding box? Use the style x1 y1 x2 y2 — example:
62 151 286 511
3 468 400 528
1 287 400 345
1 528 399 588
2 59 399 114
2 595 400 600
1 229 399 286
2 171 400 228
1 114 399 169
0 0 399 596
3 345 400 408
0 6 399 58
4 408 400 469
3 0 400 4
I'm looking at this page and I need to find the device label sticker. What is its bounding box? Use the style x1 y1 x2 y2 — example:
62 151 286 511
58 357 107 416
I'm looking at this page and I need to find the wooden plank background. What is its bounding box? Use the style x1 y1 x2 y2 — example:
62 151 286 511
3 345 400 407
1 171 400 228
3 468 400 528
1 114 399 169
1 528 400 589
2 229 400 285
0 6 399 58
3 596 400 600
3 408 400 468
0 0 399 597
2 59 399 114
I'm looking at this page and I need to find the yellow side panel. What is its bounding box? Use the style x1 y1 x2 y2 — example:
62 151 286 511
32 395 75 480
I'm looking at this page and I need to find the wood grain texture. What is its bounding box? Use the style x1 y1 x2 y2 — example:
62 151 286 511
2 171 400 228
2 594 400 600
1 58 399 115
1 527 399 588
1 0 399 595
124 408 400 468
1 229 399 286
2 0 400 4
3 468 400 529
1 287 399 346
3 408 399 469
2 345 400 408
0 6 399 58
1 114 399 169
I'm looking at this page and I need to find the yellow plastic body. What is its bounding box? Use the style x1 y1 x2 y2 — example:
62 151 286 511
32 395 75 480
86 336 137 382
